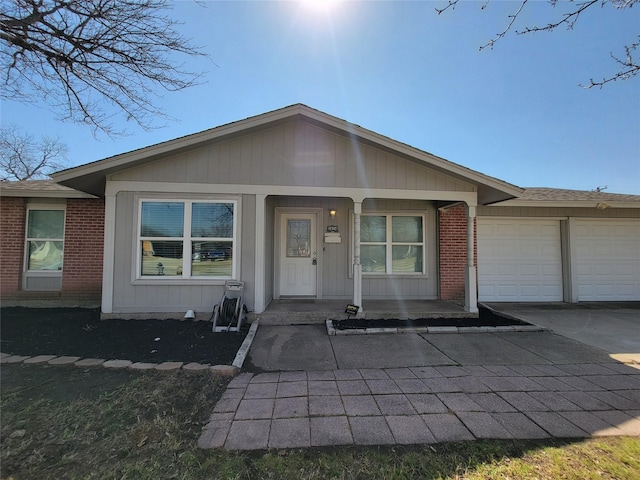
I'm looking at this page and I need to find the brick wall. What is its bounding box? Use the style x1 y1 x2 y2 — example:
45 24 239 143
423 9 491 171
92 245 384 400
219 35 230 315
0 197 26 298
61 198 105 303
438 204 477 303
0 197 104 307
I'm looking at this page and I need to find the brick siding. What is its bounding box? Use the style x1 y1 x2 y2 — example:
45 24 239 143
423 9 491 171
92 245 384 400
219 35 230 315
438 204 477 303
0 197 105 307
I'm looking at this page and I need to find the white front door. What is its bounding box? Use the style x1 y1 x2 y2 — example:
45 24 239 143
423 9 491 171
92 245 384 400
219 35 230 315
279 213 318 296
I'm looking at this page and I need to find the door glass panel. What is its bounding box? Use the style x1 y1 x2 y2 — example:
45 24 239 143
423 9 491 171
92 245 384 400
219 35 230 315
287 219 311 257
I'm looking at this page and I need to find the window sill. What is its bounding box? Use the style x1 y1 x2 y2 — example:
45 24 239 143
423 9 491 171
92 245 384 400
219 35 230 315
132 278 231 286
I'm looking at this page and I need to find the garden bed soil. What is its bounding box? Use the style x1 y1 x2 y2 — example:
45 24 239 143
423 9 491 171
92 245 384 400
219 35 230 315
332 307 530 330
0 307 247 365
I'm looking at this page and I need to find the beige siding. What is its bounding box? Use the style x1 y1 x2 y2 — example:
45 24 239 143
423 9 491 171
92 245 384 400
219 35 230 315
111 119 475 193
362 199 438 300
110 191 256 314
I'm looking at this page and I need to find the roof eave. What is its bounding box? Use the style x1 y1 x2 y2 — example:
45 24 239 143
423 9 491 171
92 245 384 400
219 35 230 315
487 200 640 209
51 104 524 201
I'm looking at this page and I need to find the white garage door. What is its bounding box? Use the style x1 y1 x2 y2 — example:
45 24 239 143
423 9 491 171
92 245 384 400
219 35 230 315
477 219 563 302
573 219 640 301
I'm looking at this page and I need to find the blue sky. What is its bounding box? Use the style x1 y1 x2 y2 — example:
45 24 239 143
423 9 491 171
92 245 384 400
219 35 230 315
2 0 639 193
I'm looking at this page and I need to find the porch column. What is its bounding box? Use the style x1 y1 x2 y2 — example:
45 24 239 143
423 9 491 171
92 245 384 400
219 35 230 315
101 193 116 314
254 194 267 314
353 202 363 314
465 205 478 313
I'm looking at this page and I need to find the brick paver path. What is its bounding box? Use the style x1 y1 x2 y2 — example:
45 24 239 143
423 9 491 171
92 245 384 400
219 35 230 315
199 363 640 450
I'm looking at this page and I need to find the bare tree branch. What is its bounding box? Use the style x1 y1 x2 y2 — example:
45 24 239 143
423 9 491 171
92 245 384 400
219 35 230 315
0 0 207 136
0 125 68 180
436 0 639 87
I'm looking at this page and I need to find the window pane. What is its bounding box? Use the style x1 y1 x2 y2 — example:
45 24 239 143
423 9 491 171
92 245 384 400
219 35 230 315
140 241 183 276
392 216 422 243
192 203 234 238
141 202 184 237
28 241 63 270
27 210 64 239
192 241 233 277
287 219 311 257
361 216 386 242
392 245 423 273
361 245 386 273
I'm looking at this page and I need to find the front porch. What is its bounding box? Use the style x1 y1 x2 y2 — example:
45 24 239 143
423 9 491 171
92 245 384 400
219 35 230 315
253 299 476 325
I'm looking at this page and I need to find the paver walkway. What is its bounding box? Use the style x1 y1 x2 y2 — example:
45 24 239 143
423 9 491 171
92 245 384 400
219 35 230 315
199 362 640 450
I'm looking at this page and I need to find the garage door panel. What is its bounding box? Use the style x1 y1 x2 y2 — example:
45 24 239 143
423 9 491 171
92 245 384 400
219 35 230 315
574 219 640 301
478 219 563 302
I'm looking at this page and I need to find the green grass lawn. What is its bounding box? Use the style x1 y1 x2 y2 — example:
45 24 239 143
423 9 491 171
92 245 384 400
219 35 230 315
2 364 639 480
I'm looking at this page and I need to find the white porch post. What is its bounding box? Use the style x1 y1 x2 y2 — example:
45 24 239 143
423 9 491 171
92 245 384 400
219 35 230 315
254 194 267 314
353 201 363 314
101 193 116 314
465 205 478 313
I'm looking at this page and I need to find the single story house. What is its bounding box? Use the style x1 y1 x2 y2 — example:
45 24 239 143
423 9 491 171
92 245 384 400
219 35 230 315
2 105 638 317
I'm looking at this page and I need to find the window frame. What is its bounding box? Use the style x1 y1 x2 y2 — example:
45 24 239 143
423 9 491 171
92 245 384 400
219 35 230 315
136 198 238 281
358 212 427 276
23 204 66 291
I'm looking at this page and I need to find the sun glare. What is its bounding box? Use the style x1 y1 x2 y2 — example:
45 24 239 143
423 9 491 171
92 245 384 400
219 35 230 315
300 0 343 13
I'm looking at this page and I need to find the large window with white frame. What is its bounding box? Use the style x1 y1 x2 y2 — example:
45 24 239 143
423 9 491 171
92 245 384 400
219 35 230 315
360 214 425 274
138 200 236 279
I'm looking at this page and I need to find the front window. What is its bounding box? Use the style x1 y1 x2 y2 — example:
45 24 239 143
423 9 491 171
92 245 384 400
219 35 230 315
26 208 65 271
361 214 424 274
139 200 236 278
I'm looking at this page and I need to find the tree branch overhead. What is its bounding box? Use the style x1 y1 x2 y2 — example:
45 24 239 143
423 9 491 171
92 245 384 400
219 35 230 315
0 0 207 136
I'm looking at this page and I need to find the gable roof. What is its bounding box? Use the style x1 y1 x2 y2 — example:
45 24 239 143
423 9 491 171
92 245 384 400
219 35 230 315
52 104 523 204
0 179 97 198
492 187 640 209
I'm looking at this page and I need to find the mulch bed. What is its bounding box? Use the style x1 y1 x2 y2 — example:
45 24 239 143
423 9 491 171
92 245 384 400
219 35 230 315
0 307 247 365
332 307 530 330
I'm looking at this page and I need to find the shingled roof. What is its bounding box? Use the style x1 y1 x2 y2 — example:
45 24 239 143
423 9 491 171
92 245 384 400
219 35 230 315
493 187 640 208
0 180 96 198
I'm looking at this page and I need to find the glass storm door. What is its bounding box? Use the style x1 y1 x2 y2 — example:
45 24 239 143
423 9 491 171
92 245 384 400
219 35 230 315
279 213 317 296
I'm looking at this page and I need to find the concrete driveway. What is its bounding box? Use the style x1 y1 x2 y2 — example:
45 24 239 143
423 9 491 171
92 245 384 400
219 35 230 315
246 324 616 372
486 303 640 363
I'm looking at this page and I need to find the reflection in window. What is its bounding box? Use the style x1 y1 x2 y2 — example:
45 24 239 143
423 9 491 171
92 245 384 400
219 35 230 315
361 215 424 274
26 209 65 271
139 200 236 278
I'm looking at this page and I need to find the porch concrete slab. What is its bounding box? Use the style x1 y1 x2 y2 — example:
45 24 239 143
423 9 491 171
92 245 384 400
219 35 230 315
423 333 550 365
495 332 616 364
247 325 337 371
486 302 640 355
330 334 456 369
468 393 519 413
342 395 382 416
